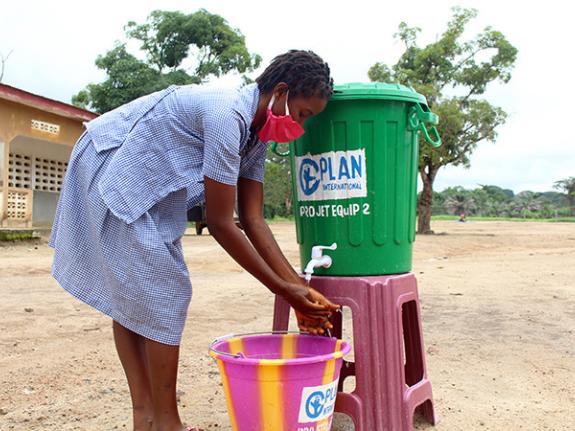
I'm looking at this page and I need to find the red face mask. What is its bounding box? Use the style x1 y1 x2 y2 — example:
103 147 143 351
257 92 305 143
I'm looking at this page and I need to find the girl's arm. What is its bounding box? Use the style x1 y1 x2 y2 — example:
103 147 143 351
204 176 334 322
236 177 340 331
236 177 305 285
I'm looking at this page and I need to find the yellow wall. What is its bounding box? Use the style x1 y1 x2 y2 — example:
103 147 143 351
0 98 87 227
0 98 85 145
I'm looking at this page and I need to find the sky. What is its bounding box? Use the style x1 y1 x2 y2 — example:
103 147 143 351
1 0 573 193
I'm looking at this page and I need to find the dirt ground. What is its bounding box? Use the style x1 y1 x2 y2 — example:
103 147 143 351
1 220 574 431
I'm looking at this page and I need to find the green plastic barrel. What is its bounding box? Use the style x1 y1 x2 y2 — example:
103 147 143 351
273 82 441 276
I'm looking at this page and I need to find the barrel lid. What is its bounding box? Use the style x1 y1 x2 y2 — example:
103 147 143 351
331 82 427 105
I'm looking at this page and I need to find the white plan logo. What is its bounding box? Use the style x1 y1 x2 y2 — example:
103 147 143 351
295 150 367 201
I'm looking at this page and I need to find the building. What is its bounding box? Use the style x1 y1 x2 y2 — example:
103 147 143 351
0 84 97 228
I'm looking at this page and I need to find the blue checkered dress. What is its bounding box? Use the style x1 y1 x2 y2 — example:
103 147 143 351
49 84 267 345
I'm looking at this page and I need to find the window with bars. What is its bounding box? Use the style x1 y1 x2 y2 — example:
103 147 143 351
6 190 30 219
8 153 32 189
33 157 67 192
8 153 68 193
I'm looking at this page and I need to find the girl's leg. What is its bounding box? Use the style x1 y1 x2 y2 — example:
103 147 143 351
113 321 154 431
144 338 185 431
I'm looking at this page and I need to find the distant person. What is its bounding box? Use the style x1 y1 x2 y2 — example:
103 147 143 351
49 50 339 431
459 212 467 223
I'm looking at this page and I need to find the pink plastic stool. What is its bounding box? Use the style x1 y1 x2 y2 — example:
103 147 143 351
272 272 436 431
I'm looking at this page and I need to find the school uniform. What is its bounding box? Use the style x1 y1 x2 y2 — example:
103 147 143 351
49 83 267 345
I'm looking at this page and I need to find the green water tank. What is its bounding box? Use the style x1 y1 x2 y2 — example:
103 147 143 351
274 82 441 276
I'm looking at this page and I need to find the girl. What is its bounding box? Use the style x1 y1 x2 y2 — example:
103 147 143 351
50 50 339 431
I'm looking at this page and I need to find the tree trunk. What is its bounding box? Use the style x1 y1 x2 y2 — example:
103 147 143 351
417 167 435 234
285 193 292 216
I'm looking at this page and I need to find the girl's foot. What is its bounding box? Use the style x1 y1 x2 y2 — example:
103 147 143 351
133 412 153 431
132 406 153 431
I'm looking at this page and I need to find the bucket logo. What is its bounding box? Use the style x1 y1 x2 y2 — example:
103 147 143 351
305 391 326 419
298 380 338 423
296 150 367 201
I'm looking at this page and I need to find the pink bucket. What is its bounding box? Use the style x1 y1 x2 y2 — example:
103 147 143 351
209 332 352 431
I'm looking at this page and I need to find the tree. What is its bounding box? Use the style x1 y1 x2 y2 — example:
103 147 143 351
442 186 476 215
554 177 575 215
263 147 293 219
430 190 446 215
479 184 514 201
0 49 13 83
476 184 514 216
368 7 517 233
73 9 261 113
511 191 543 218
469 187 490 216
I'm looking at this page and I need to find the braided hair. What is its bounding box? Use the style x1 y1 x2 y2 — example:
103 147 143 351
256 50 334 99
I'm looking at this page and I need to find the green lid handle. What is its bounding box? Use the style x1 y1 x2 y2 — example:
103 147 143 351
271 141 290 157
409 104 442 148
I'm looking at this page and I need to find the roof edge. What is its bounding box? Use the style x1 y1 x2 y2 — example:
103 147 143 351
0 83 98 122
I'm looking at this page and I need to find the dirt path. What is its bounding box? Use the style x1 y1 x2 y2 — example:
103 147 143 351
1 221 574 430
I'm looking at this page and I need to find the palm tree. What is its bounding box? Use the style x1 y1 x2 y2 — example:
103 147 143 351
444 188 476 216
554 177 575 216
511 191 543 218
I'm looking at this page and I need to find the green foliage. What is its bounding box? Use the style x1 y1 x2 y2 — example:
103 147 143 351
431 215 575 223
0 230 37 241
428 185 572 220
73 9 261 113
442 186 476 215
263 147 293 219
125 10 261 76
368 7 518 233
554 176 575 215
554 177 575 194
73 43 180 112
479 184 514 201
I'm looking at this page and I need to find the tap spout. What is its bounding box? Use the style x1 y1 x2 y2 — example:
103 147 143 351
304 255 333 282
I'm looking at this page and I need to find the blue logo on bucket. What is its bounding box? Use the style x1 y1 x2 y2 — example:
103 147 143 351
305 391 326 419
298 380 338 423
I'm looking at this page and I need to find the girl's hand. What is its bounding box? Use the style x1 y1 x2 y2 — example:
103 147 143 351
306 286 340 313
281 283 340 334
295 310 333 335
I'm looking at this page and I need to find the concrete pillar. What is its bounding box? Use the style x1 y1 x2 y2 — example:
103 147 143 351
0 137 6 227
